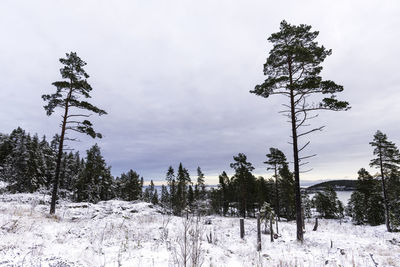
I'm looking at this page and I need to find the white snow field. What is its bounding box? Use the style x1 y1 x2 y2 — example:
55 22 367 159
0 193 399 267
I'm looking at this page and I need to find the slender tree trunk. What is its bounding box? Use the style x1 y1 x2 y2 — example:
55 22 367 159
288 58 303 242
379 147 392 232
274 165 280 221
241 177 246 218
49 90 71 214
240 218 245 238
270 215 274 242
257 213 262 250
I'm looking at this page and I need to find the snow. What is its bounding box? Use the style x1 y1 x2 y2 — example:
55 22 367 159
0 193 399 266
0 181 7 190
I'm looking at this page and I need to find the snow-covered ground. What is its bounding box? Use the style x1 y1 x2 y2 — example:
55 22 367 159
0 181 7 190
0 193 399 267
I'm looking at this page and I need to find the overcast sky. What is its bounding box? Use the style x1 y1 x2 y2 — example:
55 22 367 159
1 0 399 184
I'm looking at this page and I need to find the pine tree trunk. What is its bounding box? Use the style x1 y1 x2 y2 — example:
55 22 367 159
313 217 318 231
270 215 274 242
379 148 392 232
240 218 245 238
288 58 303 242
49 90 71 214
257 213 262 250
275 165 280 221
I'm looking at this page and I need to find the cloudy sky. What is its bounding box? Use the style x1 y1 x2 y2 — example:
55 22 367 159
1 0 399 184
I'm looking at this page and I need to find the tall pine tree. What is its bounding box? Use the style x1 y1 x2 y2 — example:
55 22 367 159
42 52 107 214
251 21 350 241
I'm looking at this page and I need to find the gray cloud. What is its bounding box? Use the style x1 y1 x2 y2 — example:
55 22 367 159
0 0 399 183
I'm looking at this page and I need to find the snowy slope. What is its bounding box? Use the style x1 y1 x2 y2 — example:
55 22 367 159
0 193 399 267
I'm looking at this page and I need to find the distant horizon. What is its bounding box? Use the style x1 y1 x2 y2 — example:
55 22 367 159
141 177 356 187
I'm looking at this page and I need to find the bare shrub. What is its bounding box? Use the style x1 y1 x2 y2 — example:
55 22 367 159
160 214 171 243
172 215 204 267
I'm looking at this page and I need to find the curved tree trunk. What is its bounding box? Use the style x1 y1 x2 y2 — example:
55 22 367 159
49 89 72 214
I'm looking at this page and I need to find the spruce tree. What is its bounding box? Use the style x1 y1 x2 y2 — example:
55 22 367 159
348 191 365 224
3 128 30 192
314 186 341 219
148 180 156 203
209 188 223 215
218 171 231 215
187 185 194 208
160 185 170 208
28 134 47 191
255 176 274 211
143 187 151 202
370 131 400 231
75 144 112 203
387 169 400 228
140 177 144 198
39 136 56 189
251 21 350 241
151 188 159 205
279 163 296 220
118 170 142 201
195 166 206 201
230 153 255 218
0 133 12 170
42 52 107 214
176 163 191 215
264 148 287 220
166 166 176 211
0 129 49 192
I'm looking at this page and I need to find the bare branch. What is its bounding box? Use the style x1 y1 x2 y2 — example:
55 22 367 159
298 141 310 153
305 114 319 120
297 126 325 138
66 114 92 118
299 168 313 173
65 127 85 134
296 111 308 129
299 154 317 160
64 137 79 142
295 106 343 114
269 91 291 96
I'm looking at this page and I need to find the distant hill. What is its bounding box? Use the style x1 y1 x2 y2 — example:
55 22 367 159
306 179 357 191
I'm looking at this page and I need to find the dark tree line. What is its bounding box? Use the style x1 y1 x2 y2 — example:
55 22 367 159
161 164 207 216
0 127 143 203
209 150 297 221
2 126 398 232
